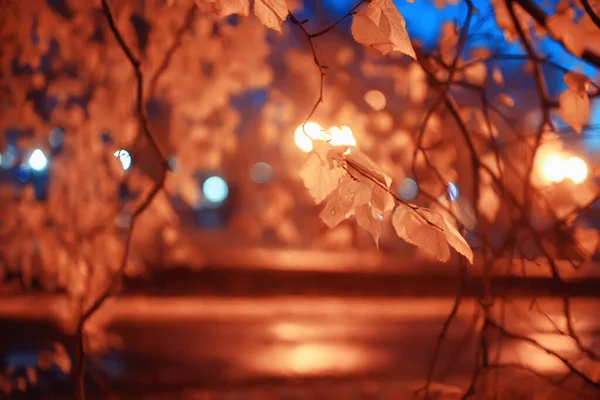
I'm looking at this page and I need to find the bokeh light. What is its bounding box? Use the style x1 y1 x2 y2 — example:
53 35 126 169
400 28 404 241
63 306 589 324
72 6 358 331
28 149 48 171
447 182 459 201
16 163 31 182
397 178 419 200
250 162 273 184
565 157 588 184
1 149 16 170
294 123 356 152
542 155 565 183
49 127 64 148
202 176 229 204
541 154 588 184
114 149 132 171
294 122 324 152
364 90 386 111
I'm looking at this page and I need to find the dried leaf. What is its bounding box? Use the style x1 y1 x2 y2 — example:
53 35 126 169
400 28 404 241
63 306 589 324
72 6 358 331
558 88 590 134
564 71 590 93
355 205 383 248
371 185 395 215
392 204 451 262
254 0 288 33
319 175 363 228
344 148 392 188
441 216 474 264
196 0 250 16
299 152 343 204
351 0 416 59
220 0 250 16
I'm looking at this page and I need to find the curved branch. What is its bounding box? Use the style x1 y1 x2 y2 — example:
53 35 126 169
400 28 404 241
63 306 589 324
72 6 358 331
100 0 170 170
580 0 600 31
487 319 600 390
74 1 170 399
512 0 600 67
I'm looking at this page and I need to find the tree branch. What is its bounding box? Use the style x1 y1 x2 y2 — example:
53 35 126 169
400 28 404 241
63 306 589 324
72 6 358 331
74 1 171 399
513 0 600 67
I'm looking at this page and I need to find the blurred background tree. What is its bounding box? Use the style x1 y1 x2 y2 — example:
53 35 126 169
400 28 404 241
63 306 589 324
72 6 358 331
1 0 600 398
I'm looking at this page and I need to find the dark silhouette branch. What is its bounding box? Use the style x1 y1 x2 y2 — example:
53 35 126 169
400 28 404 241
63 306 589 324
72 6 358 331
74 1 171 399
580 0 600 31
512 0 600 67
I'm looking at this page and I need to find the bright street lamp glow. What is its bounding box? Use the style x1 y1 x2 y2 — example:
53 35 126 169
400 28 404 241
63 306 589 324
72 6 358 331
28 149 48 171
202 176 229 203
565 157 588 184
114 149 132 171
542 155 566 183
294 122 324 152
293 123 357 152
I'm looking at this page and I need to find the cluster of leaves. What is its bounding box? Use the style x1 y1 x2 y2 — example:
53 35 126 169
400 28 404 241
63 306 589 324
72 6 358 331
300 138 473 263
2 0 600 398
0 343 70 397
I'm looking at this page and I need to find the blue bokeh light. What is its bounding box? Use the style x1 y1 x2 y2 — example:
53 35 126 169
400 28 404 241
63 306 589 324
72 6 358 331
202 176 229 204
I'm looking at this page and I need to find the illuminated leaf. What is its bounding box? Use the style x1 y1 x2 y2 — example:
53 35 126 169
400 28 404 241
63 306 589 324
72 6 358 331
371 185 395 215
196 0 250 16
299 151 343 204
344 148 392 188
220 0 250 16
351 0 416 59
441 216 474 264
558 88 590 134
254 0 288 33
355 205 383 248
319 175 363 228
392 204 451 262
563 71 590 93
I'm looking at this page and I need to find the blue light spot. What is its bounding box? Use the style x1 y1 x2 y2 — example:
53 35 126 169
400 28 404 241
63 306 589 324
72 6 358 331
250 162 272 184
49 127 64 148
16 163 32 182
202 176 229 204
447 182 460 201
397 178 419 200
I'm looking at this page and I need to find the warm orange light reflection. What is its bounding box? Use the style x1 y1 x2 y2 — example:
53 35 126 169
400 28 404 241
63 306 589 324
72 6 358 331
542 155 566 183
565 156 588 184
364 90 386 111
294 123 356 152
541 154 588 184
516 333 576 373
253 342 386 376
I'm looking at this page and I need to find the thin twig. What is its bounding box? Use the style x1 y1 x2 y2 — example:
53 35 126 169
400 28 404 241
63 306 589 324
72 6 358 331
74 1 170 399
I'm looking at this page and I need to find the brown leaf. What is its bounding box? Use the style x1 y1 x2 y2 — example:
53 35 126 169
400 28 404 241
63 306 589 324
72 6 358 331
355 205 383 248
564 71 590 94
299 152 343 204
254 0 288 33
558 88 590 134
441 216 474 264
351 0 416 59
319 175 363 228
392 204 451 262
